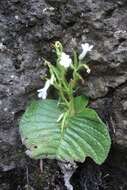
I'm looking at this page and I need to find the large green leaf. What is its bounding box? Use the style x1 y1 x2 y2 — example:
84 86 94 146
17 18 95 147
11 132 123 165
19 99 111 164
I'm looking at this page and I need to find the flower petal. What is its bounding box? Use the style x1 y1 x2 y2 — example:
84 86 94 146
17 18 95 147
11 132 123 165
59 52 72 68
37 88 47 99
79 43 93 60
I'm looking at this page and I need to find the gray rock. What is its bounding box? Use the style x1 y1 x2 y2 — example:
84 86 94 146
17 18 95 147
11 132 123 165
112 85 127 148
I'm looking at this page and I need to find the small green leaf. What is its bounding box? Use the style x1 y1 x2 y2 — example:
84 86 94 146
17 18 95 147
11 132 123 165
19 99 111 165
74 96 89 113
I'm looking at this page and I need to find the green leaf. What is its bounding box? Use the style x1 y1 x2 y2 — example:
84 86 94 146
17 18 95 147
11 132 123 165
74 96 89 113
19 99 111 164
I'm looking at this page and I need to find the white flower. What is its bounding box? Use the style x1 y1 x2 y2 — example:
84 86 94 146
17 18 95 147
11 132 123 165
37 75 54 99
59 52 72 68
79 43 93 60
84 64 91 74
86 67 91 73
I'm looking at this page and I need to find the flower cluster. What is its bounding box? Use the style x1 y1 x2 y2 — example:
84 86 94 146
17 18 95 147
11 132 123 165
37 42 93 100
59 52 72 68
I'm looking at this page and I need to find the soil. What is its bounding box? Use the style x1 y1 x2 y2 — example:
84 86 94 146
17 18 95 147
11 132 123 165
0 0 127 189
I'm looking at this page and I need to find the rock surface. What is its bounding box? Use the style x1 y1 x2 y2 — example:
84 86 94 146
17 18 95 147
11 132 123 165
0 0 127 189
